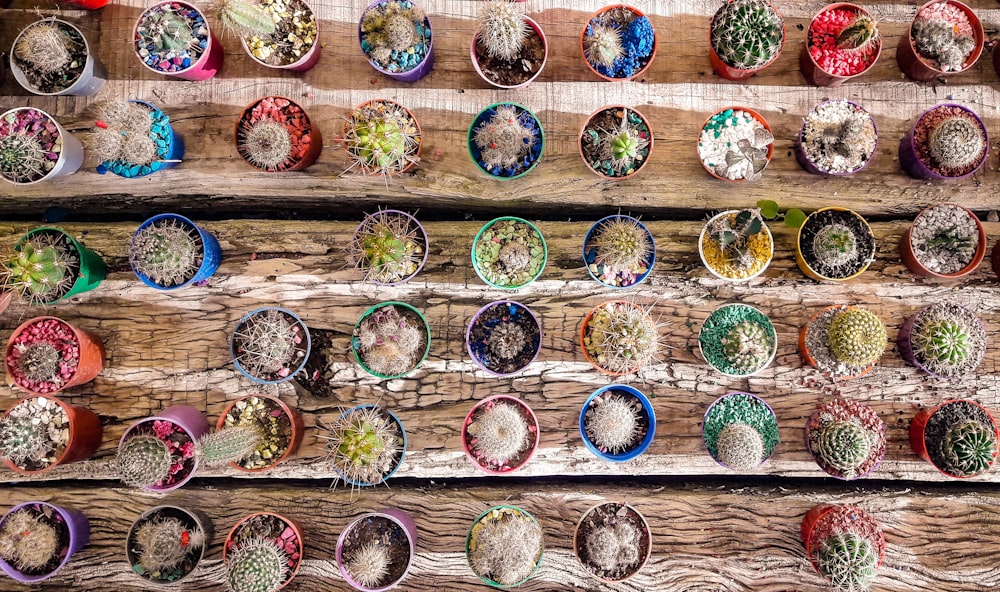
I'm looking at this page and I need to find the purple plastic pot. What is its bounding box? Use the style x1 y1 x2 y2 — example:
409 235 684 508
702 392 779 470
897 304 986 380
471 16 547 89
794 100 878 176
466 300 542 377
359 0 434 82
899 103 988 180
353 210 429 285
336 508 417 591
0 502 89 583
118 405 211 492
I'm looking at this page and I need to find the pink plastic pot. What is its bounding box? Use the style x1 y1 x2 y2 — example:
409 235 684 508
336 509 417 591
133 2 223 81
462 395 540 475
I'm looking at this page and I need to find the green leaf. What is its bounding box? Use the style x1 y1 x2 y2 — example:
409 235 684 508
757 200 779 219
785 208 807 229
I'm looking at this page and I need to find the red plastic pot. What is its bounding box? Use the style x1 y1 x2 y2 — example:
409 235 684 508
471 16 547 89
224 512 303 591
800 3 881 87
899 204 986 278
1 394 102 474
800 505 885 577
897 0 983 81
5 316 105 395
708 0 785 81
909 399 999 478
578 106 654 180
216 394 304 473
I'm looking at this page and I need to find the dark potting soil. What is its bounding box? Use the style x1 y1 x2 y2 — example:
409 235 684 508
806 505 884 562
579 108 652 178
13 21 88 93
294 328 337 398
474 26 545 86
798 209 875 279
126 507 205 583
924 400 994 474
340 514 410 588
575 502 649 581
912 106 987 177
468 302 541 375
0 504 70 577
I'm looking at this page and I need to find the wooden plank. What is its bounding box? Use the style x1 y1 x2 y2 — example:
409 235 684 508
0 219 997 484
0 480 997 591
1 1 999 216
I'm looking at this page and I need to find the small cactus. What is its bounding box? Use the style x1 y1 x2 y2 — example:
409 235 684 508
0 415 52 466
344 101 421 177
706 208 766 271
486 321 528 362
14 19 72 74
711 0 784 70
0 510 61 572
836 14 879 51
928 115 985 174
912 17 976 72
591 216 653 272
90 101 161 167
814 419 871 477
239 120 293 172
350 210 424 284
196 426 263 467
471 105 537 172
814 110 870 164
912 318 969 367
584 393 642 454
584 521 641 572
593 112 650 177
715 422 765 470
583 302 662 374
345 541 391 589
216 0 275 38
721 320 773 374
584 25 624 69
232 309 304 380
827 308 887 367
4 232 75 305
941 420 997 477
478 0 528 61
811 223 860 273
134 517 207 573
226 537 289 592
118 434 173 488
322 406 402 486
13 342 62 384
354 305 426 377
467 400 531 466
816 532 877 592
143 7 197 53
361 1 425 68
0 132 48 185
469 508 543 586
129 217 203 287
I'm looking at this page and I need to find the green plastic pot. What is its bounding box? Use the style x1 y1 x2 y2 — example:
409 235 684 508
14 227 106 303
351 301 431 379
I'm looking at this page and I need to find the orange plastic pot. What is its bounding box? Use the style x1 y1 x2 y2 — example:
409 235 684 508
580 301 648 376
698 107 773 182
216 394 304 473
342 99 422 177
909 399 999 478
235 96 322 172
800 505 885 575
1 394 102 474
5 316 105 395
798 305 876 381
580 5 657 81
708 0 785 81
900 204 986 279
224 512 303 590
897 0 983 82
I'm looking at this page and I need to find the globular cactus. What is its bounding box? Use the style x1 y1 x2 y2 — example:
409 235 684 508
90 101 159 167
345 541 391 589
196 426 263 467
354 305 425 377
0 132 48 185
12 342 62 384
129 217 203 288
584 24 624 69
361 2 424 67
814 419 871 477
487 322 528 362
468 401 531 465
14 20 72 74
928 116 985 173
118 435 174 488
585 521 640 572
715 422 765 470
5 234 73 305
135 517 207 572
0 510 60 572
816 112 869 162
816 532 877 592
472 105 537 171
344 102 420 176
351 211 423 284
144 8 197 53
239 120 293 172
721 320 772 374
592 216 653 271
584 393 642 454
0 415 52 466
584 303 661 374
478 0 528 62
827 308 887 367
912 17 976 72
216 0 276 38
226 537 289 592
323 406 401 486
942 420 997 477
836 14 879 52
812 224 859 271
232 309 302 379
469 510 543 586
912 318 969 369
711 0 784 70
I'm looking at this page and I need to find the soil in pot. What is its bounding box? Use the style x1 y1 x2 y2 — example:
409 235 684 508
802 305 887 380
464 397 538 472
473 1 545 87
0 396 70 472
469 103 544 179
0 109 69 184
703 393 779 470
117 419 197 489
698 109 773 181
699 304 776 376
467 302 541 375
321 405 404 486
904 302 986 379
922 400 998 477
360 0 431 76
232 308 309 382
906 204 980 275
798 100 877 174
798 209 875 280
237 96 318 172
467 506 543 587
806 398 886 479
353 304 429 378
472 217 546 288
584 215 654 287
0 503 70 578
582 5 655 79
127 506 207 583
582 388 651 457
220 396 295 470
806 5 880 78
339 514 411 589
12 18 89 94
700 209 772 279
225 0 318 67
349 209 427 285
134 3 210 75
908 104 987 178
579 107 651 178
294 327 337 398
575 502 649 581
910 1 978 73
582 301 662 375
225 513 302 587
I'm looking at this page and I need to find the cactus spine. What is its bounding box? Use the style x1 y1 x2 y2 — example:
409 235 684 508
584 25 624 69
14 19 72 74
239 120 293 171
354 305 425 377
351 210 423 284
144 7 197 53
585 521 641 572
0 415 51 466
814 419 871 477
345 541 391 588
226 537 289 592
928 116 984 173
196 426 263 466
715 422 765 470
912 17 975 72
592 216 653 271
478 0 528 61
118 435 173 488
216 0 276 38
471 105 537 172
584 393 642 453
5 233 74 305
584 302 661 374
721 320 772 374
135 517 206 572
942 420 997 477
711 0 784 70
322 406 401 486
129 217 203 287
0 510 60 572
816 532 877 592
344 101 420 177
468 401 531 465
827 308 887 367
469 509 542 586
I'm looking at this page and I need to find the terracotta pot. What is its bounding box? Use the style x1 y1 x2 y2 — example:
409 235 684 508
580 300 652 376
236 96 323 172
800 3 881 87
580 4 657 81
798 305 877 381
577 106 654 180
360 0 434 82
241 0 321 72
898 103 988 180
897 0 983 81
462 395 540 474
698 107 773 182
5 316 105 395
909 399 999 478
471 16 546 89
1 394 102 474
795 207 875 281
343 99 422 177
708 0 785 81
133 1 223 81
216 394 304 473
10 18 107 96
899 204 985 278
223 512 303 591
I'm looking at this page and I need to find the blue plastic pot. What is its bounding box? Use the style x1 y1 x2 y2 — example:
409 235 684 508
335 404 407 487
97 100 184 178
131 213 221 289
230 307 311 384
582 215 655 288
579 384 656 462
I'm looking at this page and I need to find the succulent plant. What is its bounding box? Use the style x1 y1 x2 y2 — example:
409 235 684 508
486 321 529 362
239 120 293 171
941 420 997 477
134 517 206 573
813 419 871 477
473 218 546 288
478 0 528 62
592 111 650 176
215 0 275 38
143 7 197 53
345 541 391 588
344 101 420 177
912 318 969 367
715 422 765 470
816 532 877 592
196 426 263 467
0 510 60 572
12 342 62 385
813 110 870 163
584 302 661 374
350 211 424 284
472 105 537 173
0 414 51 466
118 434 174 488
227 537 289 592
0 131 48 185
4 232 75 305
361 1 425 67
721 320 773 374
468 401 531 466
711 0 784 70
232 309 304 380
836 14 879 52
585 521 641 572
705 208 767 271
907 303 985 379
354 305 426 377
912 17 975 72
591 216 653 272
827 308 886 367
322 406 402 486
469 508 543 586
584 393 642 454
15 19 72 74
928 115 985 174
584 24 624 69
129 217 203 287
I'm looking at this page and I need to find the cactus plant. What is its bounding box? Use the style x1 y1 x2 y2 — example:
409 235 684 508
350 210 425 284
700 304 775 377
232 308 307 382
583 24 623 69
581 108 652 179
472 218 547 288
345 541 391 589
128 216 203 287
715 423 765 471
816 532 877 592
813 419 871 476
0 509 60 573
134 516 207 573
798 100 878 175
240 120 293 171
710 0 784 70
360 0 429 71
468 507 543 587
584 392 642 454
575 502 649 581
582 6 655 79
941 420 997 477
196 426 263 467
353 304 428 377
344 100 420 178
215 0 275 38
585 521 641 573
703 392 779 471
477 0 528 62
118 434 174 488
722 320 772 374
583 301 662 374
226 537 289 592
806 399 886 479
321 405 403 486
466 400 531 467
0 414 51 467
798 209 875 280
699 209 773 279
143 7 197 53
584 214 654 286
912 13 975 72
928 115 985 174
471 104 537 173
906 302 985 379
14 19 73 75
827 308 887 367
0 131 48 185
3 232 76 305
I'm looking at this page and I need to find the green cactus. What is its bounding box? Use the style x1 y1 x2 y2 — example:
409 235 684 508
351 210 424 284
226 537 288 592
196 426 263 467
5 233 74 305
322 406 402 486
478 0 528 62
836 14 879 52
912 318 969 367
0 415 51 467
216 0 276 38
715 422 765 470
706 208 765 270
591 216 653 272
721 320 773 374
942 420 997 477
144 7 196 53
928 116 985 174
583 302 662 374
594 111 650 176
129 217 203 288
344 101 420 177
118 435 173 488
814 419 871 477
0 132 48 184
711 0 784 70
827 308 887 367
816 532 877 592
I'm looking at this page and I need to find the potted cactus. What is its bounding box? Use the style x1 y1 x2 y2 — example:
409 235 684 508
795 99 878 175
898 0 983 81
126 505 212 584
1 394 102 475
3 227 106 305
471 0 547 88
699 304 777 377
795 207 876 281
698 208 773 281
801 505 885 592
579 384 656 462
4 317 105 395
320 404 406 487
471 217 547 289
709 0 784 81
462 395 539 474
359 0 433 82
230 307 311 384
580 300 662 376
236 96 322 172
900 203 985 278
578 107 653 179
583 214 655 288
466 505 543 588
217 0 320 71
0 501 89 583
573 502 650 582
466 301 542 377
468 103 544 180
910 399 998 478
116 406 211 492
806 398 886 480
128 214 222 289
216 394 304 472
343 99 421 179
899 103 987 180
697 107 774 181
336 508 417 591
10 17 106 96
0 108 85 185
90 100 184 178
800 305 887 381
133 1 223 80
223 512 303 592
351 302 431 379
703 392 779 471
349 209 428 285
801 3 881 86
898 302 986 380
581 4 656 81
